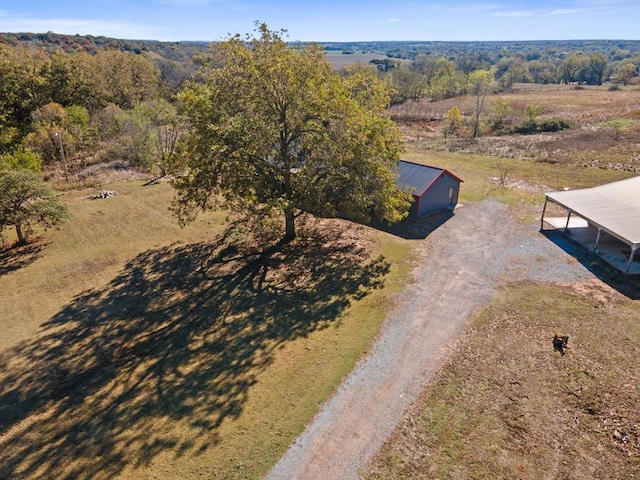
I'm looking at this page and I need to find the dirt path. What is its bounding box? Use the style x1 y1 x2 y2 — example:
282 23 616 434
265 199 593 480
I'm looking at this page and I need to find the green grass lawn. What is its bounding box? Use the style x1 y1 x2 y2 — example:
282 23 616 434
404 148 634 205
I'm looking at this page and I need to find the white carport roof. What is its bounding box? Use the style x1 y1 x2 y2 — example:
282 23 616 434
545 176 640 247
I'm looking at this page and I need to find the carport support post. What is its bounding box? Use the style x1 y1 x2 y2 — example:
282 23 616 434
540 198 548 230
564 209 572 231
593 228 602 253
626 245 638 274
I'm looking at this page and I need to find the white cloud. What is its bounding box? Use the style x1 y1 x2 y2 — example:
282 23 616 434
387 18 401 23
548 9 579 15
315 17 335 24
306 17 336 27
494 11 535 17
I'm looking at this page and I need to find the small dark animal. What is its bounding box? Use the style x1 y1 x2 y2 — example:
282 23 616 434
553 332 570 355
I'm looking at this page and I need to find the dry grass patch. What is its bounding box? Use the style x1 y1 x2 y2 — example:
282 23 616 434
0 179 415 479
367 280 640 480
395 86 640 172
325 52 389 70
0 180 224 349
403 148 633 207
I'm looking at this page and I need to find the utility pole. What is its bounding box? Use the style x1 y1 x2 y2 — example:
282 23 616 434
55 130 69 181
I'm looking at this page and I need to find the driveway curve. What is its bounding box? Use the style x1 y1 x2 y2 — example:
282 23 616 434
265 199 593 480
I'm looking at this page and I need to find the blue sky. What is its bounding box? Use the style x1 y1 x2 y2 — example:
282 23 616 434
0 0 638 42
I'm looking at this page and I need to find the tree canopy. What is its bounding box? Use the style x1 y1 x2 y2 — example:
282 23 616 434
170 24 410 242
0 169 70 244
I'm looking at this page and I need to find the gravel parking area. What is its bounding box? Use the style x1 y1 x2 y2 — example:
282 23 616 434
265 199 594 480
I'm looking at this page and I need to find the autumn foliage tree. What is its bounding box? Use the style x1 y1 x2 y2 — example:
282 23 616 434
170 24 410 242
558 53 608 85
0 169 70 244
443 106 463 137
468 69 495 138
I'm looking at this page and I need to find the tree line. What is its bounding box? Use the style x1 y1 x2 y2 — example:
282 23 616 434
377 49 638 104
0 43 189 244
0 43 190 171
0 31 207 61
1 26 412 245
1 31 638 245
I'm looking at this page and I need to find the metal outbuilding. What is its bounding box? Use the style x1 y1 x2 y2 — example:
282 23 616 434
541 176 640 273
397 160 463 219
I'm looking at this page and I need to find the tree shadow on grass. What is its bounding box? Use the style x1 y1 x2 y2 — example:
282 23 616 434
0 226 389 479
0 240 46 277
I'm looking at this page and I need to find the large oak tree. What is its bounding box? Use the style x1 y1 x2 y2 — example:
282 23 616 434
169 24 410 242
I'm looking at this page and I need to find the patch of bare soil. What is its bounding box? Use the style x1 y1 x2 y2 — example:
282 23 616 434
266 199 597 480
366 279 639 479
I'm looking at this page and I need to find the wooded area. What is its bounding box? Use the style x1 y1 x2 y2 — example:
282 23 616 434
1 33 638 172
1 32 638 242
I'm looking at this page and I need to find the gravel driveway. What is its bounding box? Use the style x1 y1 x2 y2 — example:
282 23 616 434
265 199 593 480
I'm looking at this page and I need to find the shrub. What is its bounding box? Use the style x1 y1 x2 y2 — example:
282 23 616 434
511 118 572 134
538 119 572 132
443 106 464 138
0 147 42 172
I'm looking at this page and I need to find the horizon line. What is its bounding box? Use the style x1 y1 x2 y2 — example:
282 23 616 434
2 31 639 44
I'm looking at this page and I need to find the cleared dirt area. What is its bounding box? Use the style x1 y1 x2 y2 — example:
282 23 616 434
266 199 609 479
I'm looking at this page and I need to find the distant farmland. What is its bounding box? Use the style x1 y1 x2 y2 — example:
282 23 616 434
324 52 389 69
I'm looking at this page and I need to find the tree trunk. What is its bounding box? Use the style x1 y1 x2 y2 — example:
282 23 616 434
472 93 485 138
15 224 25 245
283 207 296 242
472 113 480 138
281 151 296 242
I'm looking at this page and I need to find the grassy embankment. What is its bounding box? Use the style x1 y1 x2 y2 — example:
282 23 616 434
405 148 633 207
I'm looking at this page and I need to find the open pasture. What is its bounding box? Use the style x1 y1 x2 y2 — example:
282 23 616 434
393 84 640 172
0 179 413 479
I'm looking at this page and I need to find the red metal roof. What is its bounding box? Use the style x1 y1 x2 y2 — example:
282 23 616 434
397 160 463 197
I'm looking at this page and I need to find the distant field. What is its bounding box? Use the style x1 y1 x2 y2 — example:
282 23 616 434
325 52 389 69
393 85 640 172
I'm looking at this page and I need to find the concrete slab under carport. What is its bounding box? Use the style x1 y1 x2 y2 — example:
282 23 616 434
543 216 640 275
